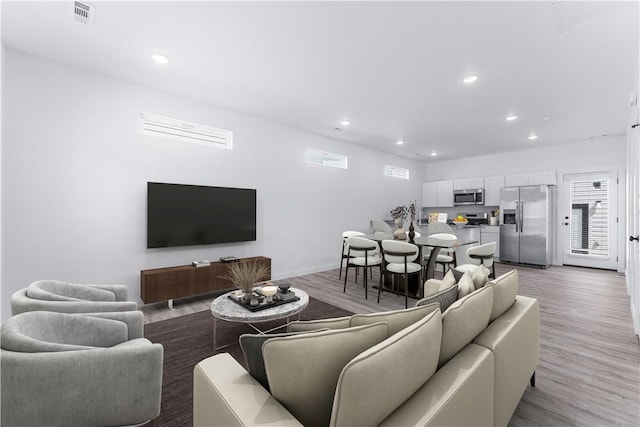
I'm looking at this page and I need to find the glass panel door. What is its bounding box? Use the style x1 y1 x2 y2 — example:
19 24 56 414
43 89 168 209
563 172 618 269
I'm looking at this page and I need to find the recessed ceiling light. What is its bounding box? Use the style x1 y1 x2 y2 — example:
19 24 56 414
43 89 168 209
152 53 171 64
506 115 518 121
396 139 405 145
543 115 552 121
340 119 351 126
463 75 478 84
528 134 538 140
431 151 438 157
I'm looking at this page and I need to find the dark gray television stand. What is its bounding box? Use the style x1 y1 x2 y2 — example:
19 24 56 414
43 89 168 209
140 256 271 308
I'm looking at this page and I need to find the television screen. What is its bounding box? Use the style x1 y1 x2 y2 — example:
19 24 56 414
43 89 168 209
147 182 256 249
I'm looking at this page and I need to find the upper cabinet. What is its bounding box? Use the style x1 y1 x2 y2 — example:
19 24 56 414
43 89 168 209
422 181 438 207
422 180 454 207
505 171 556 187
453 177 485 190
484 175 505 206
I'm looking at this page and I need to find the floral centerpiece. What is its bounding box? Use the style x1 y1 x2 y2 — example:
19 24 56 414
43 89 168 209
390 205 408 227
220 259 271 302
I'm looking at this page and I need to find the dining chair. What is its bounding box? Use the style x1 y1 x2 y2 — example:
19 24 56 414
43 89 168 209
455 242 497 278
339 231 366 279
343 237 382 300
422 232 458 277
380 240 421 308
370 220 393 234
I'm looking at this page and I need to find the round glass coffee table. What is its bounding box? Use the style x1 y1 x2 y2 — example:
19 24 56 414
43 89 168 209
210 287 309 352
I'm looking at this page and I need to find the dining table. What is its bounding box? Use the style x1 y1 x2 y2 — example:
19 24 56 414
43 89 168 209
364 233 479 299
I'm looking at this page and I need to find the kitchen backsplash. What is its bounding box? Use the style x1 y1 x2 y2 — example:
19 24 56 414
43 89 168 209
419 205 500 224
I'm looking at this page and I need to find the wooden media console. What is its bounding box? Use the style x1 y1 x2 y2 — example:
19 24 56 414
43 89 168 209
140 256 271 305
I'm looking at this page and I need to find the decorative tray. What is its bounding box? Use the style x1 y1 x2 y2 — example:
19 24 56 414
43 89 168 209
228 290 300 312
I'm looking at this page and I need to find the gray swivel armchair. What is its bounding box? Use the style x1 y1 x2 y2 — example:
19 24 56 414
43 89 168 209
1 310 163 427
11 280 138 315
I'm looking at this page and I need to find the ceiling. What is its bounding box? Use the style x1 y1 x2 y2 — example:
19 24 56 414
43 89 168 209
2 1 638 162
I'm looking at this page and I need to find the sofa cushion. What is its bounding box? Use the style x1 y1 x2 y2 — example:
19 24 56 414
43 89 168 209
471 265 490 289
439 286 494 367
239 329 328 391
417 285 458 312
457 271 475 299
263 322 388 427
451 267 465 283
26 280 116 302
440 269 457 288
485 269 519 322
350 303 439 337
287 316 351 332
330 310 442 427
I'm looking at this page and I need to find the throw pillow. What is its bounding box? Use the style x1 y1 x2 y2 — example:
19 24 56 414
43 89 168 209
450 268 465 283
262 322 388 427
416 285 458 312
485 269 519 321
457 271 475 299
439 286 494 367
330 310 442 427
471 265 489 290
239 329 328 391
350 303 440 337
440 269 457 288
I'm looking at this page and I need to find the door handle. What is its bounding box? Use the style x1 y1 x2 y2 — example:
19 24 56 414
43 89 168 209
631 235 640 242
564 222 569 226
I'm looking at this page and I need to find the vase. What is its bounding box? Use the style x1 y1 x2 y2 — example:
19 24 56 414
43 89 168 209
394 218 404 228
241 291 252 303
408 216 416 244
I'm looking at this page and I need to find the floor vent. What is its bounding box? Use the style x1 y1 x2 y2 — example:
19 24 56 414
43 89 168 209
74 1 95 25
140 113 233 150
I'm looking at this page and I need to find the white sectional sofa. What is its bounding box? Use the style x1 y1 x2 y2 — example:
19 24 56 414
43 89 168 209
193 269 539 427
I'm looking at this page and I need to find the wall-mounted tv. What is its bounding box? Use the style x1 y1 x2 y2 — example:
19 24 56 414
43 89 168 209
147 182 257 249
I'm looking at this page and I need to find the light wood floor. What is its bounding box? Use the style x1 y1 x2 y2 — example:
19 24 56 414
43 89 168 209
142 263 640 426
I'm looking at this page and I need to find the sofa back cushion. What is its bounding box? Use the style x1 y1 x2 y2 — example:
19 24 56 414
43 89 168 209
439 286 493 367
239 329 328 391
26 280 116 302
287 316 351 332
263 322 388 427
350 303 439 337
457 271 475 299
485 269 519 322
330 310 442 427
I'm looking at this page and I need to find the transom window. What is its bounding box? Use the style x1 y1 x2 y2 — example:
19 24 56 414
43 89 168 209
304 148 348 169
384 165 410 180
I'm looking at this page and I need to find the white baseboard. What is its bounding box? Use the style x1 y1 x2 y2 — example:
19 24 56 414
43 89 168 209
271 263 338 281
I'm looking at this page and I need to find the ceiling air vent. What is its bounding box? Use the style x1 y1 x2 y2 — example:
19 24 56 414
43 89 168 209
140 113 233 150
74 1 95 25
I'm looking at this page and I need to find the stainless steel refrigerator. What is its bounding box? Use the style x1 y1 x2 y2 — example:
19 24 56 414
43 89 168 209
500 185 555 267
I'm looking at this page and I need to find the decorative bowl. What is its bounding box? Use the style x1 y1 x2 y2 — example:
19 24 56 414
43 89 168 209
260 285 278 297
452 220 468 225
278 284 291 294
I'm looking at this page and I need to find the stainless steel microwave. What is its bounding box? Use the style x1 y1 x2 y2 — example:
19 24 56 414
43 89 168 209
453 189 484 206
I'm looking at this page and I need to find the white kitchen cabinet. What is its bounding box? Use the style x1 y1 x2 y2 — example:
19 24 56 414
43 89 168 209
505 173 529 187
480 225 500 260
505 171 556 187
422 181 438 207
484 175 505 206
453 177 484 190
528 171 557 185
437 180 454 207
422 180 453 207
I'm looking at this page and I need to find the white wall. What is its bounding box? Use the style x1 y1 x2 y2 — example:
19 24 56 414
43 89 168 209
424 139 627 271
425 138 627 181
1 50 423 320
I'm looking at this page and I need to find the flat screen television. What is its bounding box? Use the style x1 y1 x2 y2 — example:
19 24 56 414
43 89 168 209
147 182 256 249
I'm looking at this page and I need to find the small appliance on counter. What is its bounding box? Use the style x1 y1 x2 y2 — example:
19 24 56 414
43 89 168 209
452 212 488 226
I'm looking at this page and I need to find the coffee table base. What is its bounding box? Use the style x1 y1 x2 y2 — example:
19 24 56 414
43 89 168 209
212 313 303 353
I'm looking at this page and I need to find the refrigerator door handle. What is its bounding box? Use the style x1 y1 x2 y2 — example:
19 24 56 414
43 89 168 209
520 201 524 232
515 201 520 233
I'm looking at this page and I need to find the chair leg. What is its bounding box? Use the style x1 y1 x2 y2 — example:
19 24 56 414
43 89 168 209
491 263 496 279
343 262 349 293
403 271 409 309
530 371 536 388
364 262 368 299
339 254 345 279
377 265 383 303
